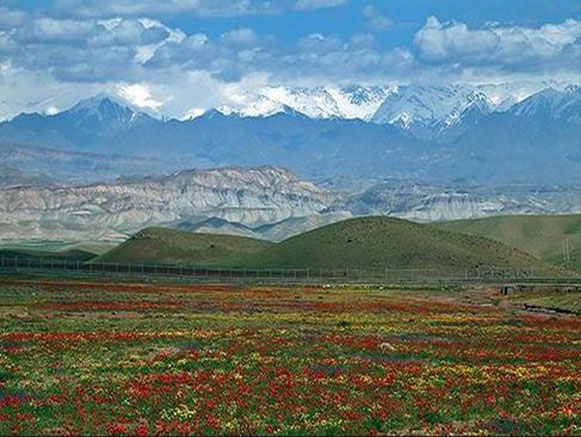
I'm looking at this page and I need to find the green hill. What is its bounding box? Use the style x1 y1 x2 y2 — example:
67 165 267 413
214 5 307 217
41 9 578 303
95 227 273 266
435 214 581 271
0 248 97 262
227 216 554 272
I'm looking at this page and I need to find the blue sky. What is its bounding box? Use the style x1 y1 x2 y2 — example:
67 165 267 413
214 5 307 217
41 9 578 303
0 0 579 118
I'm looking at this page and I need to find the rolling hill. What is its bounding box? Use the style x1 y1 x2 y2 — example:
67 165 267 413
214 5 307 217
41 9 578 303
95 227 273 266
436 214 581 271
0 248 97 262
98 217 555 273
230 216 553 271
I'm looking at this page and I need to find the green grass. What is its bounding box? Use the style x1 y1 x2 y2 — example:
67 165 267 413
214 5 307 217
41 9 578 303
228 216 555 271
95 227 273 266
0 248 97 262
0 240 117 256
436 214 581 271
508 290 581 314
99 217 556 273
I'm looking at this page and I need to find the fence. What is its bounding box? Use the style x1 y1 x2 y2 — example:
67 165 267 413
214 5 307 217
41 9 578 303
1 256 580 285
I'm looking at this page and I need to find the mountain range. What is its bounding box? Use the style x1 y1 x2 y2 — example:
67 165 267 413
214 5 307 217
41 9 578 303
0 82 579 187
1 165 579 244
0 82 579 244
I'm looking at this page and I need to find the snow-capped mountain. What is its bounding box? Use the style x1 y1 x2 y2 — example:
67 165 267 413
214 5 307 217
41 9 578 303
509 85 581 121
371 85 500 138
0 84 579 187
215 81 577 139
62 93 154 128
1 94 159 150
217 85 396 121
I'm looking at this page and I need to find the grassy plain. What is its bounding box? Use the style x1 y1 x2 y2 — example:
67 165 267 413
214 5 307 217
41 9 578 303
0 279 579 435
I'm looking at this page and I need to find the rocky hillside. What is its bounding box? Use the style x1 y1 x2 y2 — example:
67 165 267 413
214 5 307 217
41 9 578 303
345 182 581 222
0 166 339 241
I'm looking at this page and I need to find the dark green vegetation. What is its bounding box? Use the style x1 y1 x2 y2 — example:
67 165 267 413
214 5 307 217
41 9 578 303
229 217 553 271
436 214 581 271
97 217 555 272
95 227 273 266
0 248 96 262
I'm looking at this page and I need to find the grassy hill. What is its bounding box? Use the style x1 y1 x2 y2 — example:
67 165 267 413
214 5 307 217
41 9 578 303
227 216 554 272
436 214 581 271
0 248 97 262
97 217 558 273
95 227 273 266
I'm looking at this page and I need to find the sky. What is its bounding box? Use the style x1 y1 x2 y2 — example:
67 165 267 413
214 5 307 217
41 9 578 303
0 0 579 119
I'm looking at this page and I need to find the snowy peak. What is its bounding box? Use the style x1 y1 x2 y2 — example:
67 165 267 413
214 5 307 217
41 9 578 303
509 87 581 121
210 82 580 138
217 85 396 121
65 94 143 124
216 96 297 119
372 85 485 127
445 91 494 126
325 86 396 120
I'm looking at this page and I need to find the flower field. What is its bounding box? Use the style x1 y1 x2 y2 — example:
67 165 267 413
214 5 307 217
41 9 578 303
0 279 579 435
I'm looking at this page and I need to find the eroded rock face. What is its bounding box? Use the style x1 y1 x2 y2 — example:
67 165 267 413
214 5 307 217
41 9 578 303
0 166 340 241
343 182 581 222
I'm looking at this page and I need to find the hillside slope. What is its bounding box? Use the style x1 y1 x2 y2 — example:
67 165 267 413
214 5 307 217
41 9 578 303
0 248 97 262
436 214 581 271
228 216 554 271
95 227 273 266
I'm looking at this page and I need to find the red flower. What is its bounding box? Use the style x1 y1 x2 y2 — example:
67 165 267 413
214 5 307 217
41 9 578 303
107 423 128 435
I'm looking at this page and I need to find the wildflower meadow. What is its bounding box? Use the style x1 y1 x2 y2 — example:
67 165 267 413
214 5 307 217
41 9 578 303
0 280 579 435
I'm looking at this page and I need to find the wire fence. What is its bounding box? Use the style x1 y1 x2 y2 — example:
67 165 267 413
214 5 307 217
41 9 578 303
1 256 580 285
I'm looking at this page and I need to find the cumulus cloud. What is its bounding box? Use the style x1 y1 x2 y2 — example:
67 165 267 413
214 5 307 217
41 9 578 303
0 1 578 120
0 7 28 30
140 26 170 45
53 0 346 18
363 5 392 31
414 16 581 72
117 83 164 111
221 28 260 46
145 28 414 84
16 18 99 44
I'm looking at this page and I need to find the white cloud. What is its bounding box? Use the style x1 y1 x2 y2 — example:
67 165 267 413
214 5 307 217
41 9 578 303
414 16 581 71
45 106 60 115
221 28 259 46
16 18 99 44
0 7 28 30
53 0 341 18
363 5 392 31
117 83 164 111
182 107 206 120
0 3 578 120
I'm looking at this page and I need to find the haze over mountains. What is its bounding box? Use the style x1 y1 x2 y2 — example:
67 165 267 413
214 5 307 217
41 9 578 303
1 82 579 188
1 81 579 244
